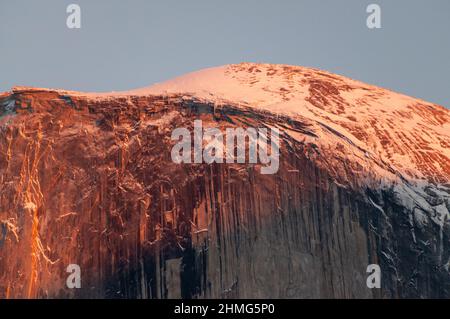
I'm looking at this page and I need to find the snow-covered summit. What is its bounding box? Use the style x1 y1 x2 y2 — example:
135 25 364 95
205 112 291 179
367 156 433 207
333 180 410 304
132 63 449 186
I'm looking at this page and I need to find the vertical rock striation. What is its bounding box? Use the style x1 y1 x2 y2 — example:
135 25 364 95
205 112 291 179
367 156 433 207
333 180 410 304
0 63 449 298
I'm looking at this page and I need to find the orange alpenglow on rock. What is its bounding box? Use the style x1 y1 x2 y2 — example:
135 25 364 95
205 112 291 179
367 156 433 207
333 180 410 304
0 63 449 298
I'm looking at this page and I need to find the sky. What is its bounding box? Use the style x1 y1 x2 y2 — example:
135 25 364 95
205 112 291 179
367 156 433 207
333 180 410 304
0 0 449 108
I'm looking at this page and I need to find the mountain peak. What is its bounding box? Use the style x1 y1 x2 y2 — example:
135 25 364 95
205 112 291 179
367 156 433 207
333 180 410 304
1 63 449 298
2 63 449 185
134 63 449 185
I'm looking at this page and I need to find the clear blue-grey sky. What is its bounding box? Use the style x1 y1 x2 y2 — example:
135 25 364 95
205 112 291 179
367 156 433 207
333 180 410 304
0 0 449 107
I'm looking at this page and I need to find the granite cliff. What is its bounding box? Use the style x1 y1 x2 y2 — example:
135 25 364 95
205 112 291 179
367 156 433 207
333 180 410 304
0 63 449 298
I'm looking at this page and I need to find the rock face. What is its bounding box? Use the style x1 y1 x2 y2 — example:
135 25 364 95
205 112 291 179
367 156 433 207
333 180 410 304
0 63 449 299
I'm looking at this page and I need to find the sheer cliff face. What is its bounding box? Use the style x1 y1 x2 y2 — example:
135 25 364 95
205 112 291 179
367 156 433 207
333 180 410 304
0 63 449 299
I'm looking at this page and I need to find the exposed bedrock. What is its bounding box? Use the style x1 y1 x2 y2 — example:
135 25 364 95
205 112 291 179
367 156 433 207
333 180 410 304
0 91 448 299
